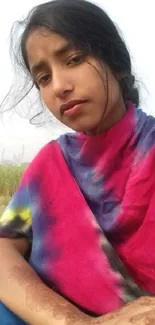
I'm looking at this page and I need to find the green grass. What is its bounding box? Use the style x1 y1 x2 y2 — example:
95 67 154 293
0 165 26 208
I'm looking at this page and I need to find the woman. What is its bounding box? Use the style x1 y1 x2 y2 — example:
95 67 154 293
0 0 155 324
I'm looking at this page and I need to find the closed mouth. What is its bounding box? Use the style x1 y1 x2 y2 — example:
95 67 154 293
60 99 87 115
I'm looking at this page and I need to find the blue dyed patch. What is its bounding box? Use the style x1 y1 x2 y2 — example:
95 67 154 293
135 108 155 160
58 133 120 232
9 184 30 209
0 302 27 324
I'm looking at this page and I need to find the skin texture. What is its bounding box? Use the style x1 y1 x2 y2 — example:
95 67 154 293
26 28 126 135
101 298 155 325
1 229 154 325
25 30 155 324
7 264 155 325
0 30 155 325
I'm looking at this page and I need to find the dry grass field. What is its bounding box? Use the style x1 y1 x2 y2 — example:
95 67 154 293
0 164 26 214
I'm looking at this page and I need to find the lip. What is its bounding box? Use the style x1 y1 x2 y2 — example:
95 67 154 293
60 99 87 116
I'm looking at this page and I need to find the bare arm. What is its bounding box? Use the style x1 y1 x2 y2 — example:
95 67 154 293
0 238 93 325
98 297 155 325
1 238 155 325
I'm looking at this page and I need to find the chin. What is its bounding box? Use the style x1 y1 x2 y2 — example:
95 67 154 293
65 115 102 133
70 122 100 134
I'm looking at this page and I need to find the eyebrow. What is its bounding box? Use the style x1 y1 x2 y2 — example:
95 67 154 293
55 42 73 56
30 42 74 78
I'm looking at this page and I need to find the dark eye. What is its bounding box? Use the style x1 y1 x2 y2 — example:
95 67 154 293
37 74 51 87
67 55 83 66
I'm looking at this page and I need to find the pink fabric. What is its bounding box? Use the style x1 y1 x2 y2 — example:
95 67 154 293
1 104 155 316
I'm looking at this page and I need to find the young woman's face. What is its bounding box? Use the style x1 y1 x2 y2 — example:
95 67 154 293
26 29 125 134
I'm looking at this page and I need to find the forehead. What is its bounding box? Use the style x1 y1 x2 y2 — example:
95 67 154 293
26 29 72 69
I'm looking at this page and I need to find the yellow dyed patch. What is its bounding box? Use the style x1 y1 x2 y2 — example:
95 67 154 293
0 207 32 226
20 208 32 225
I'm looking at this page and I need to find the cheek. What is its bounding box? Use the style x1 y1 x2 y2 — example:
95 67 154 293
40 89 47 103
109 80 120 103
84 65 107 97
40 90 55 112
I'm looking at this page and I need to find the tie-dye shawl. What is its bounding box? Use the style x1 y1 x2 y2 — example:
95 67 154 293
1 103 155 315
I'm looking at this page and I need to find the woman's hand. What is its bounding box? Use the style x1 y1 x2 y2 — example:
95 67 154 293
43 297 155 325
94 297 155 325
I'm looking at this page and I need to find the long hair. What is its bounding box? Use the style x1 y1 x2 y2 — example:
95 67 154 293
1 0 139 123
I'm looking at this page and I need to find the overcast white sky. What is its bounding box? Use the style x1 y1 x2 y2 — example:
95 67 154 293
0 0 155 162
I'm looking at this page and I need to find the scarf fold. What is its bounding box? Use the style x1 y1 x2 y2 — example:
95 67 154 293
1 103 155 316
29 139 149 315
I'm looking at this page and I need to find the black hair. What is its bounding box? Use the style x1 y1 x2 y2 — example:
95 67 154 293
1 0 139 120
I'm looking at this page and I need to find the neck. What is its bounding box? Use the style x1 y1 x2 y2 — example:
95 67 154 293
85 99 126 136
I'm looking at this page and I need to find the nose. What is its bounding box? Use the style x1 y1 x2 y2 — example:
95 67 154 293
52 70 74 99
